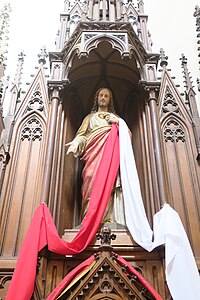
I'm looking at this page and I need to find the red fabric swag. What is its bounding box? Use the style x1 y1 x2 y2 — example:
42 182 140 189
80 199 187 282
115 254 163 300
6 124 119 300
46 255 95 300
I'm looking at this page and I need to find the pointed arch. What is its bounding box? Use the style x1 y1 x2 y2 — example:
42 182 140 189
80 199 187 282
161 111 191 135
0 111 47 257
15 110 46 136
83 34 128 57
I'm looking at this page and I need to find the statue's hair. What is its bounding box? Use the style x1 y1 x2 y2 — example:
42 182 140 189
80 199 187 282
90 87 116 113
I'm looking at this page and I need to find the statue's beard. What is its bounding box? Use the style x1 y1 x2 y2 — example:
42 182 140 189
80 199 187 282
99 101 109 108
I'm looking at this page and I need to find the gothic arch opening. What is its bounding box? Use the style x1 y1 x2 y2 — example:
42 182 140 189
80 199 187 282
59 40 149 231
66 40 141 116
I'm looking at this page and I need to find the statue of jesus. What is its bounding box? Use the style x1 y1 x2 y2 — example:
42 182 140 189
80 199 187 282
66 87 126 225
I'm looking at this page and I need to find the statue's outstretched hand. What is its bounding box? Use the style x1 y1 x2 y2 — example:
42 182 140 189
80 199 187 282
65 141 79 155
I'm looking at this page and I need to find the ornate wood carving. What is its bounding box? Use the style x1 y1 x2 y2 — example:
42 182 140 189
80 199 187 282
161 87 180 116
21 118 43 141
56 227 159 299
163 119 185 143
0 273 12 300
27 90 44 112
160 74 200 260
1 1 199 298
31 228 166 299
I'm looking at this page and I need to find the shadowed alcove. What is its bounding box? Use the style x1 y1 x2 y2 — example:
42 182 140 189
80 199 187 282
56 41 155 235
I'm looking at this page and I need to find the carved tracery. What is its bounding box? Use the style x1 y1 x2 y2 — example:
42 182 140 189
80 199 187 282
21 118 43 141
27 90 44 112
162 87 179 115
163 119 185 143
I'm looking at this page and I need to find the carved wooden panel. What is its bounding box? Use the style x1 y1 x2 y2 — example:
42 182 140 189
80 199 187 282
162 116 200 256
0 115 46 257
160 83 200 258
0 272 12 300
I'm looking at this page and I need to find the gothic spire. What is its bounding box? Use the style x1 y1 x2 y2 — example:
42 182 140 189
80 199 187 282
180 53 198 115
180 53 200 159
7 51 25 116
180 53 193 91
194 5 200 70
0 3 12 76
13 51 25 88
194 5 200 90
137 0 152 51
0 3 11 107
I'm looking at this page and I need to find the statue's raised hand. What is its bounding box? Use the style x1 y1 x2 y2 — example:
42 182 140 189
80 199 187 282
65 141 79 155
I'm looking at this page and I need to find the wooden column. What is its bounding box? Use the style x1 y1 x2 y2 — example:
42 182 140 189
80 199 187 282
40 86 61 210
147 87 168 207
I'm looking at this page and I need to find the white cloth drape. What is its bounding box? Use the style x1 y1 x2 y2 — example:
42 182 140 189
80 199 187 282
119 119 200 300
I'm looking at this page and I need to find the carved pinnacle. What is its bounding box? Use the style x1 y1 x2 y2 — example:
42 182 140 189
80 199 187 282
38 46 48 65
194 6 200 70
180 53 193 90
160 48 168 68
13 51 26 88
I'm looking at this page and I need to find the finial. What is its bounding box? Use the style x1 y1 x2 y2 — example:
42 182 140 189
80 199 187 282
160 48 168 68
137 0 145 14
96 226 116 252
38 46 48 65
180 53 193 90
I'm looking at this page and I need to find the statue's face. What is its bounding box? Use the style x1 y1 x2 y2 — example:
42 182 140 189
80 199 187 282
97 88 110 109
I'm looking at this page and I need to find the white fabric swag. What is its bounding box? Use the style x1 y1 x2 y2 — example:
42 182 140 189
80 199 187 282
119 119 200 300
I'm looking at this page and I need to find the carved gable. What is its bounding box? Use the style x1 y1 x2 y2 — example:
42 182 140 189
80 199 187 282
57 253 156 300
15 66 48 121
158 69 192 122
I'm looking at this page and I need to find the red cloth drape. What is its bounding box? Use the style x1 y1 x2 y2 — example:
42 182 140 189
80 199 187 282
6 124 119 300
115 254 163 300
81 127 111 210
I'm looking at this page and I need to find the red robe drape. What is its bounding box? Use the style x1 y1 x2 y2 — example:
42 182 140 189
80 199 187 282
6 124 119 300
